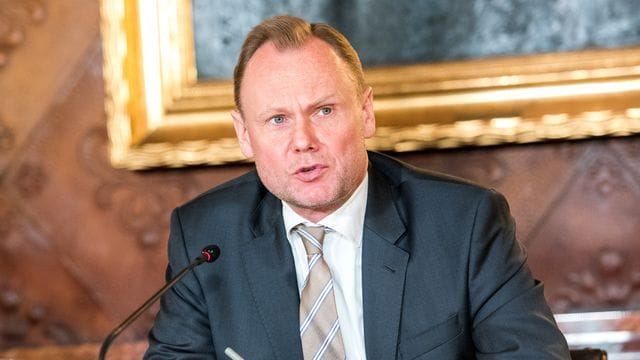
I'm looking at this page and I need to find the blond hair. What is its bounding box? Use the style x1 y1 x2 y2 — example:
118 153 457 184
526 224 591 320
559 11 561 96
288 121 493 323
233 15 365 111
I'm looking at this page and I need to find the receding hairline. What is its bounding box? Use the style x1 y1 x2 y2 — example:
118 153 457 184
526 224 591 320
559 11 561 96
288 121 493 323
233 16 366 112
244 37 361 92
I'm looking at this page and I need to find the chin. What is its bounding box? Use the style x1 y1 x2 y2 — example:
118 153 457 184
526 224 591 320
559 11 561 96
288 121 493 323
286 194 336 211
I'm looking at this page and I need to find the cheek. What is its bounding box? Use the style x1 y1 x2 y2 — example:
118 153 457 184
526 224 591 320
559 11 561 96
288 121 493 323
246 129 279 156
331 128 369 163
252 142 288 172
331 125 366 150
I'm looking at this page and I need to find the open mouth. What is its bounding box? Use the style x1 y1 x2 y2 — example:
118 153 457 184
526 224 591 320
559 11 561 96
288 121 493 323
299 166 316 173
294 164 326 181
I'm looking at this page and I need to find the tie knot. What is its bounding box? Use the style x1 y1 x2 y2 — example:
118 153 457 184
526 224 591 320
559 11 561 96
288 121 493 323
295 225 326 256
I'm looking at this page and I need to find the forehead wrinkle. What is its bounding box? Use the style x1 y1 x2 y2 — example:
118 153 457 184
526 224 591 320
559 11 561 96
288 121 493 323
246 69 338 115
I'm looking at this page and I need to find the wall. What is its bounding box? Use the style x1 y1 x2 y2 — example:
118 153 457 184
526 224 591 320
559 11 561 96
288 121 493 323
0 0 639 350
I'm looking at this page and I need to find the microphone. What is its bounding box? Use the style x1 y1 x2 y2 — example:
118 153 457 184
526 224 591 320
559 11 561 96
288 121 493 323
98 245 221 360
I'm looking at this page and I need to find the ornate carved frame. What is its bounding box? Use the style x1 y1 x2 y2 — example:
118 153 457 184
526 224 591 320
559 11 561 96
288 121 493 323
100 0 640 169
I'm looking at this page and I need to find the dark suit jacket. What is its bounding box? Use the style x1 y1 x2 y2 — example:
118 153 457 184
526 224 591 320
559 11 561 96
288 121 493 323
145 152 570 359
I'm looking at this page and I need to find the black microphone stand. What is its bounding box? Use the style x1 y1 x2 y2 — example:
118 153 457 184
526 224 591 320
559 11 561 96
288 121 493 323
98 245 220 360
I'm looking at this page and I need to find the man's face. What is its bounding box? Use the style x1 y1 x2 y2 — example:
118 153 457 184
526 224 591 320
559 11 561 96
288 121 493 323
232 37 375 222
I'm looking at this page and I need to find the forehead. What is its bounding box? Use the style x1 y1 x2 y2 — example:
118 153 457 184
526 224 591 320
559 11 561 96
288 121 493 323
239 38 357 103
247 37 343 73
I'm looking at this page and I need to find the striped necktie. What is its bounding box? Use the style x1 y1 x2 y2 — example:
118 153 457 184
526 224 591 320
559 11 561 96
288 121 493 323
295 225 345 360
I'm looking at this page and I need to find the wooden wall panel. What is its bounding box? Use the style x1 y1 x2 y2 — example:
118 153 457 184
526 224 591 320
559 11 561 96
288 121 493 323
0 0 99 172
0 0 638 350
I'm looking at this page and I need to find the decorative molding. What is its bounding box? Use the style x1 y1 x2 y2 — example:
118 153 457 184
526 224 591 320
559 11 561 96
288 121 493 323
0 196 14 239
77 126 198 247
0 285 50 347
100 0 640 169
0 286 29 343
12 162 47 199
0 0 46 68
0 119 13 151
613 137 640 174
550 248 640 312
368 108 640 153
94 181 181 247
584 157 628 198
0 284 78 348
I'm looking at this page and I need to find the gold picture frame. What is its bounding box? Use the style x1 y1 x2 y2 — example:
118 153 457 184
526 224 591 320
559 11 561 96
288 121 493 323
100 0 640 170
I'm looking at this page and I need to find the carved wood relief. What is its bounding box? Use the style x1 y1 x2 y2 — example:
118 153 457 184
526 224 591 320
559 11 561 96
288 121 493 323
509 139 640 313
77 126 202 248
0 0 46 68
0 118 13 151
0 0 639 352
551 248 640 311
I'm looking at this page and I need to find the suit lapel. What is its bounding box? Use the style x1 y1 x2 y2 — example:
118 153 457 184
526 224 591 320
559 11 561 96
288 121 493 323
241 191 303 359
362 166 409 359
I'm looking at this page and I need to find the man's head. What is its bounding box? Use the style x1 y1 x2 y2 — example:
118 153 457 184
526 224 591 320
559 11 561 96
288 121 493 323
231 15 375 223
233 15 366 112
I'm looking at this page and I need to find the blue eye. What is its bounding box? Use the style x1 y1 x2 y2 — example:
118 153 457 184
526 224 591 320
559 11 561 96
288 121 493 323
319 107 332 116
270 115 285 124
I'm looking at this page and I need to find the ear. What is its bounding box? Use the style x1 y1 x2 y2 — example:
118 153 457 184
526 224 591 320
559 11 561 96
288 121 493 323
231 109 255 158
361 86 376 138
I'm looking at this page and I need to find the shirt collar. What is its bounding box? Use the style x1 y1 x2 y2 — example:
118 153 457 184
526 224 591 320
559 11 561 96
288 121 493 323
282 173 369 245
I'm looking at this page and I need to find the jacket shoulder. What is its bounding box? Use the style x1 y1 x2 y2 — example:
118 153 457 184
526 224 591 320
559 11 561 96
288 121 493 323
368 151 493 197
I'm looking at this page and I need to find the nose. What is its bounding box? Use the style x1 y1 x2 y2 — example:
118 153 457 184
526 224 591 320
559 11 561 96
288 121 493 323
291 118 318 152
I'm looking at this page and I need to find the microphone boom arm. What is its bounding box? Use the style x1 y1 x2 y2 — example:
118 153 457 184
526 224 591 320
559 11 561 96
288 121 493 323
98 245 220 360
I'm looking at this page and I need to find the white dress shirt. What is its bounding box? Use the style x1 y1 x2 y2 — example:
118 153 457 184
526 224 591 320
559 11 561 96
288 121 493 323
282 174 368 360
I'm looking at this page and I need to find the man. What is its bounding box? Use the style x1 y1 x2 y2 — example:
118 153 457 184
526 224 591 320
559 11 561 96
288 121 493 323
145 15 570 359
